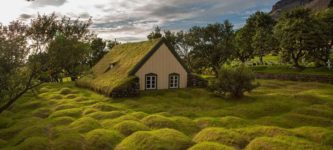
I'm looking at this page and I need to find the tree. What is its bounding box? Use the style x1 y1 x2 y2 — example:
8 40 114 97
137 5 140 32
234 27 255 63
106 39 120 49
210 65 259 98
48 34 91 81
188 21 235 76
274 8 324 68
0 21 42 113
147 26 162 40
89 37 106 67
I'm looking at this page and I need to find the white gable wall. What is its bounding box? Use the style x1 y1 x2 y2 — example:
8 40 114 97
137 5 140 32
135 43 188 90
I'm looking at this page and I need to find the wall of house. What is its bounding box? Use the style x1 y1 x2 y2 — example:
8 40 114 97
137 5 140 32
135 43 188 90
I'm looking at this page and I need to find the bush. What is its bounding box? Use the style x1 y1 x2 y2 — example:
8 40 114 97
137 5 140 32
193 127 248 149
52 133 86 150
85 129 123 150
69 117 102 133
115 128 192 150
188 142 235 150
210 65 259 98
113 120 150 136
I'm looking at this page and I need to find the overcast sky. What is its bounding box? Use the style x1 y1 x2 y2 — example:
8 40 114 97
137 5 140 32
0 0 277 42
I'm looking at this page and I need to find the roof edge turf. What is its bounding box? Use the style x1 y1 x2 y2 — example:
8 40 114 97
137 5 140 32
128 37 190 76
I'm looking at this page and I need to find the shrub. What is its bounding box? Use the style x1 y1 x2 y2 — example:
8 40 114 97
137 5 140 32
52 133 86 150
113 120 150 136
16 137 49 150
141 115 177 129
188 142 235 150
49 108 82 118
115 128 192 150
193 127 248 149
85 129 123 150
69 117 102 133
210 65 259 98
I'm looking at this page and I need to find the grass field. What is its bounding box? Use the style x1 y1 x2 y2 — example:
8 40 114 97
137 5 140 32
0 80 333 150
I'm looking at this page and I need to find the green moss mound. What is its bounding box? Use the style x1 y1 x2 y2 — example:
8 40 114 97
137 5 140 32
32 107 52 118
69 117 102 133
188 142 235 150
54 104 77 111
292 126 333 146
0 116 13 129
82 108 99 115
102 115 140 128
50 94 63 100
129 112 148 119
87 111 125 120
195 117 224 128
220 116 251 128
91 102 120 111
59 88 76 95
52 133 86 150
113 120 150 136
0 117 42 140
65 94 77 99
49 116 75 126
85 129 123 150
49 108 82 118
284 113 333 127
236 126 294 141
16 137 49 150
0 139 7 148
115 128 192 150
171 116 199 135
193 127 248 149
141 115 177 129
245 136 331 150
19 101 44 110
11 124 49 145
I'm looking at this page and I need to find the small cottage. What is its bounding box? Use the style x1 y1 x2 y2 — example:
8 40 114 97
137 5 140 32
77 38 206 98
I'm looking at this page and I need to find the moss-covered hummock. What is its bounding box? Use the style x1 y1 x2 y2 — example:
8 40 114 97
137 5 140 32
85 129 123 150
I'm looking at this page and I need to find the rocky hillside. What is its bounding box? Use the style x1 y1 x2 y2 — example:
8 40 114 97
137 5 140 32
270 0 333 18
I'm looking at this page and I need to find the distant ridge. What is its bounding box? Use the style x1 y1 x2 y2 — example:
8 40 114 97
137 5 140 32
270 0 332 19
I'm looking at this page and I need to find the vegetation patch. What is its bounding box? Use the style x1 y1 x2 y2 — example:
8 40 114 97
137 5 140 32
32 108 52 118
52 133 86 150
91 102 120 111
292 127 333 146
49 108 82 118
0 116 13 129
102 115 140 128
113 120 150 136
16 136 49 150
188 142 235 150
141 114 177 129
85 129 123 150
87 111 125 120
69 117 102 133
115 128 192 150
54 104 78 111
193 127 249 149
236 126 294 141
49 116 75 126
194 117 224 129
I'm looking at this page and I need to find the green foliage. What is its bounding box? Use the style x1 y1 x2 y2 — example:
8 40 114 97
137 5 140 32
115 128 192 150
189 142 235 150
147 26 162 40
113 120 150 136
85 129 123 150
193 127 249 149
211 65 259 98
89 37 107 67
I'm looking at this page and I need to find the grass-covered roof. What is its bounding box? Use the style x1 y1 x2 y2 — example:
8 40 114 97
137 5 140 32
76 38 161 95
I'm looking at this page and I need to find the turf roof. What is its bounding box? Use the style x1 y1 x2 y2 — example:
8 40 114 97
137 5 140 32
77 38 161 94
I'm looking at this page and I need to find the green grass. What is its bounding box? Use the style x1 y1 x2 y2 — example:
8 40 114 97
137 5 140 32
0 80 333 149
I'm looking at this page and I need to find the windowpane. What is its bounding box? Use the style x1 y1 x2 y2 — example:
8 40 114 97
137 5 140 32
146 74 157 90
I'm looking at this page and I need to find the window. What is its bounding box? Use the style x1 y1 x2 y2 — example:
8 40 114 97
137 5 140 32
169 73 180 89
145 73 157 90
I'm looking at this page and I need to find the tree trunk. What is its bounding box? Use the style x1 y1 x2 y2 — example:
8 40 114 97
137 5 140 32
259 56 264 65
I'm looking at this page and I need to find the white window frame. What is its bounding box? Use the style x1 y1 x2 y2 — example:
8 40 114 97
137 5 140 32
145 74 157 90
169 73 180 89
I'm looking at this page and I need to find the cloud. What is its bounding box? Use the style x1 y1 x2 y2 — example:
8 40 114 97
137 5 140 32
30 0 67 7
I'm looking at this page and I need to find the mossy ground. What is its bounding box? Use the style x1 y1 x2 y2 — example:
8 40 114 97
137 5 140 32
0 80 333 149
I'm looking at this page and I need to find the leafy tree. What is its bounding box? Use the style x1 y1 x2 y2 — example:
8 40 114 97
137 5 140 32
274 8 324 68
252 28 278 64
234 27 255 63
210 65 259 98
188 21 235 76
48 34 91 81
311 8 333 66
147 26 162 40
106 39 120 49
89 37 106 67
0 21 42 113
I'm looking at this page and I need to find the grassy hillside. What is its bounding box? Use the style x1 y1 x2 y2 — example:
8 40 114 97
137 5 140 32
0 80 333 150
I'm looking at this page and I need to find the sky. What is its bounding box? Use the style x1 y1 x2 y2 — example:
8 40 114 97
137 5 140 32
0 0 277 42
